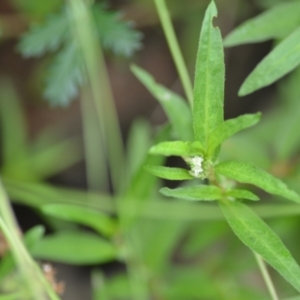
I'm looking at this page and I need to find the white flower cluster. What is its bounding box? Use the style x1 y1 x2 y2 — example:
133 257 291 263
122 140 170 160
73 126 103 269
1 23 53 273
189 156 204 178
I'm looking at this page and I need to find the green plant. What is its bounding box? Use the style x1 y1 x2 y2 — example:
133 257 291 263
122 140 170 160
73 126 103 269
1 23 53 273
2 0 300 299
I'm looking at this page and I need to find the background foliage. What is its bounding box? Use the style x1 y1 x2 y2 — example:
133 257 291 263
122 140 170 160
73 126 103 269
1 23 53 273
0 0 300 300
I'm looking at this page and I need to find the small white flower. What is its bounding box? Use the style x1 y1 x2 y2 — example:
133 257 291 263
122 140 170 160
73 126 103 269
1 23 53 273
189 156 204 178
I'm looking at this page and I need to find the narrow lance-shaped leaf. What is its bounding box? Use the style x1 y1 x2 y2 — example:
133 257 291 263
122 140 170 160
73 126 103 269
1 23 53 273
41 204 117 237
193 1 224 149
208 113 261 156
160 185 222 201
131 64 193 141
149 141 204 157
225 189 259 201
144 165 194 180
215 160 300 203
239 26 300 96
30 231 117 265
224 1 300 47
220 200 300 293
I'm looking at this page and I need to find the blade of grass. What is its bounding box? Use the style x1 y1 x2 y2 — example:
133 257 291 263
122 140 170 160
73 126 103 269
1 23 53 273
254 252 279 300
67 0 125 194
154 0 193 107
0 178 60 300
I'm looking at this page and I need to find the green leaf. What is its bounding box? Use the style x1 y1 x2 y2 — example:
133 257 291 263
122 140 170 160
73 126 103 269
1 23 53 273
149 141 204 157
29 136 82 179
164 267 219 299
41 204 117 237
225 189 259 201
220 200 300 293
0 225 45 281
0 81 28 166
127 118 151 180
160 185 222 201
18 11 69 57
193 1 224 148
93 4 142 57
126 125 170 199
273 67 300 160
30 231 117 265
24 225 45 247
215 160 300 203
131 64 193 141
134 219 186 273
239 26 300 96
224 2 300 47
144 165 194 180
208 113 261 156
44 42 85 106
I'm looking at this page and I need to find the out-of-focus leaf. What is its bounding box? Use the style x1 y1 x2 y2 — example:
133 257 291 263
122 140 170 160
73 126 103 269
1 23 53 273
44 42 84 106
226 189 259 201
215 160 300 203
93 4 142 57
41 204 117 237
220 133 271 170
224 2 300 46
164 267 219 299
182 221 227 257
208 113 261 156
273 67 300 160
131 65 193 141
29 136 82 179
149 141 203 157
4 179 114 213
18 12 69 57
160 185 222 201
127 119 151 180
99 274 132 300
0 82 28 166
144 165 194 180
125 125 170 199
11 0 61 18
133 218 186 274
30 231 117 265
220 201 300 293
193 1 224 149
92 270 109 300
239 26 300 96
0 225 45 281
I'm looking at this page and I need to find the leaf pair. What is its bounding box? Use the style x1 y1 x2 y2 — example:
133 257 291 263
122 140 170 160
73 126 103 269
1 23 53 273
224 1 300 95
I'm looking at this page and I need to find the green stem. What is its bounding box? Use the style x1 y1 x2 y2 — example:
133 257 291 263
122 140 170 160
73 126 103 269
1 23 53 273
154 0 194 107
254 252 279 300
0 178 60 300
68 0 126 195
80 87 108 191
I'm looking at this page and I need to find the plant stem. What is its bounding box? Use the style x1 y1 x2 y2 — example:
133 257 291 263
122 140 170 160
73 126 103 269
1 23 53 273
254 252 279 300
0 178 60 300
68 0 126 195
154 0 194 107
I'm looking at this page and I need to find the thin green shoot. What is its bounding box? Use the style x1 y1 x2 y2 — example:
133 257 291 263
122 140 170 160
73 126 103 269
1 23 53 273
254 252 279 300
154 0 194 107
